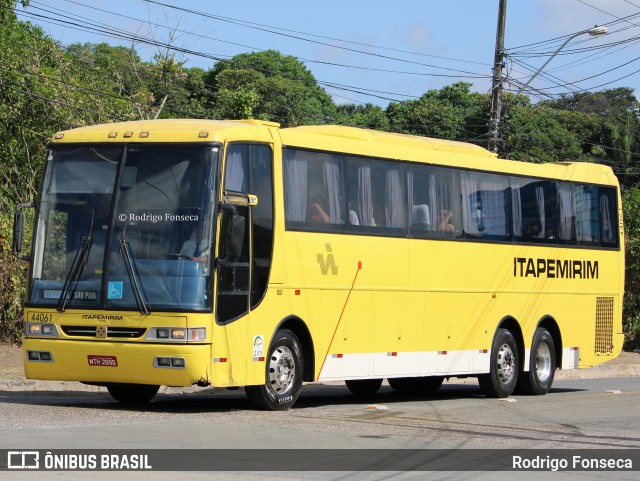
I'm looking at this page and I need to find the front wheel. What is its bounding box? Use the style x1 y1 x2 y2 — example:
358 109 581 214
106 383 159 404
515 328 556 395
478 328 519 398
245 329 304 410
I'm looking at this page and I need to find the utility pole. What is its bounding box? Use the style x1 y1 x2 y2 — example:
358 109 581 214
488 0 507 154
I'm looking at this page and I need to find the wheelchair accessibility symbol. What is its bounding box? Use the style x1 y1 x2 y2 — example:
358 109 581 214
108 282 123 299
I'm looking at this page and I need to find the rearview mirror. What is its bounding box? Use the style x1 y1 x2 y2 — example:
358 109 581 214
13 202 33 260
218 204 247 260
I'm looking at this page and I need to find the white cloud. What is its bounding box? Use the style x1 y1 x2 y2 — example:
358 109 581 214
405 23 433 50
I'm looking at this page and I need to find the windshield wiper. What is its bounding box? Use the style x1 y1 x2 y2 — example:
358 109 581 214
119 239 150 315
57 212 95 312
57 235 91 312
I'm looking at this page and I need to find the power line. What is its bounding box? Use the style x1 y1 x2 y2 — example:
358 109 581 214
140 0 489 76
27 0 490 88
143 0 494 68
10 1 489 110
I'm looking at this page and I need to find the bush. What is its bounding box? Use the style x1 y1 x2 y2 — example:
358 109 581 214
622 188 640 350
0 212 26 344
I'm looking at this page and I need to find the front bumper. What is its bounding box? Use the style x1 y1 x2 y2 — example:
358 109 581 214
23 338 212 387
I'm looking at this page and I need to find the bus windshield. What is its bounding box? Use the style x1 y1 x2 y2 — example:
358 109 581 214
29 144 218 312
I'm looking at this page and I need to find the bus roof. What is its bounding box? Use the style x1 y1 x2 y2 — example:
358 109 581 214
280 125 497 158
50 119 496 158
49 119 617 185
49 119 278 144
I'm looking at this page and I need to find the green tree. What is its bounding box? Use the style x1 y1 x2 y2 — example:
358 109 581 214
502 101 596 163
1 1 61 208
545 88 638 117
622 188 640 350
386 82 490 141
0 0 42 342
543 89 640 188
207 50 336 125
335 103 390 130
160 66 210 118
66 43 141 97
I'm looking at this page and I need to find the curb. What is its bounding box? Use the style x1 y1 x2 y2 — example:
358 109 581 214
0 365 637 393
555 364 640 379
0 378 210 394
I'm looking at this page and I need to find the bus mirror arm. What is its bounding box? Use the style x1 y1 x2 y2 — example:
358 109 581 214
222 190 258 207
13 202 33 260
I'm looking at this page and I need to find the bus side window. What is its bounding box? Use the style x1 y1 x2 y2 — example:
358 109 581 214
284 149 345 227
511 179 556 242
599 187 618 247
574 184 599 245
408 164 460 238
225 145 249 193
461 171 509 239
346 157 406 230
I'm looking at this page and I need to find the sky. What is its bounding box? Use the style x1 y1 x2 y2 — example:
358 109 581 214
13 0 640 108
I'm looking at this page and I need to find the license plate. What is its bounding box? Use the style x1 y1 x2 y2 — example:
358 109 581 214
87 355 118 367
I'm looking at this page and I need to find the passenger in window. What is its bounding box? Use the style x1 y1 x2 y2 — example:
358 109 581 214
410 204 430 230
524 221 542 238
472 205 486 233
545 227 556 239
181 222 209 262
437 209 455 233
308 195 330 223
348 209 360 225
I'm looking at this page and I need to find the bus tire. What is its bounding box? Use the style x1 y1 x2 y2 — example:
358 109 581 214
106 383 159 404
515 328 556 395
478 328 519 398
388 376 444 394
245 329 303 411
345 378 383 395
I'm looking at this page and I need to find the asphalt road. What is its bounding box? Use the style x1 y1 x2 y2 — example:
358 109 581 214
0 376 638 480
0 376 638 448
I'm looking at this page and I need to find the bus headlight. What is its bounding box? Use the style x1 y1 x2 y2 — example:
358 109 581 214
25 322 60 337
146 327 206 342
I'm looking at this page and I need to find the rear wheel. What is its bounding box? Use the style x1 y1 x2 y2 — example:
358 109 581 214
345 378 383 395
245 329 303 410
515 328 556 395
388 376 444 394
478 328 519 398
106 383 159 404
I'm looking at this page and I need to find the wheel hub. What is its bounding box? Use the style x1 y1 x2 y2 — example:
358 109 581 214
497 343 516 384
535 342 552 382
268 346 296 394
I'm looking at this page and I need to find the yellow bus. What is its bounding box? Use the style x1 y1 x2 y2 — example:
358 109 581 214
13 119 624 409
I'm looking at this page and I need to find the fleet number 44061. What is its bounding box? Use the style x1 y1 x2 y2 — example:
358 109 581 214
30 312 52 322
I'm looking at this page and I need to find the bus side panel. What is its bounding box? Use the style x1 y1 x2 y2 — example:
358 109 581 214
211 320 249 387
372 291 423 377
546 293 622 369
425 291 475 375
317 289 374 380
